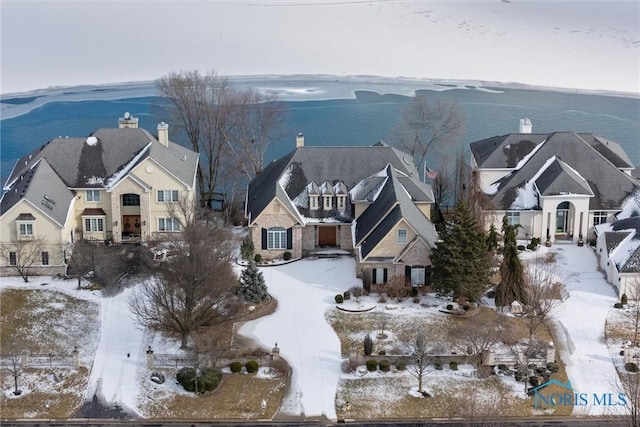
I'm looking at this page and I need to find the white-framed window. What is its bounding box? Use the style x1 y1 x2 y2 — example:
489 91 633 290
86 190 101 202
506 211 520 226
309 195 318 210
158 218 180 232
84 217 104 232
267 227 287 249
397 228 407 244
323 196 333 210
593 211 608 226
337 195 346 210
41 252 49 266
410 267 425 287
18 222 34 237
372 267 387 285
9 252 17 266
157 190 179 203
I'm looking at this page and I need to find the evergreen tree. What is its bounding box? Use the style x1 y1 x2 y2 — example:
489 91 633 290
495 216 527 307
430 201 490 301
486 223 499 253
236 262 269 303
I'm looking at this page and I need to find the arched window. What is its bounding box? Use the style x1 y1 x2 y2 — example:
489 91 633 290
267 227 287 249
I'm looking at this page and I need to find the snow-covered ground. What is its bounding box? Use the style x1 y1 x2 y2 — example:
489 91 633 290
0 241 629 419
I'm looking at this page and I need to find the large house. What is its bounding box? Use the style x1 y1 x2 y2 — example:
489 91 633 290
470 119 640 244
245 135 439 287
0 114 199 276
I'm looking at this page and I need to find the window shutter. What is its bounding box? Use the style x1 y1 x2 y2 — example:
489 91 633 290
372 268 377 284
286 228 293 249
383 268 388 283
405 265 411 279
261 228 267 250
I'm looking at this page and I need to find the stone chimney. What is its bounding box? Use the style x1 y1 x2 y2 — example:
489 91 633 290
519 117 532 134
118 112 139 129
157 122 169 147
296 133 304 148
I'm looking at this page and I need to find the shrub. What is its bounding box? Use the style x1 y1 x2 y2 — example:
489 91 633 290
449 361 458 370
254 253 262 263
283 251 292 261
176 367 197 392
529 376 539 387
463 304 471 311
366 359 378 371
245 360 259 374
364 334 373 356
434 361 443 370
526 244 534 250
446 304 454 311
517 245 526 251
497 364 508 372
531 237 540 248
546 362 559 374
621 293 628 305
614 302 623 309
343 290 351 300
229 361 243 373
198 367 222 392
625 362 639 372
378 350 386 356
411 287 419 297
379 359 391 372
240 235 254 260
335 294 344 304
396 361 407 371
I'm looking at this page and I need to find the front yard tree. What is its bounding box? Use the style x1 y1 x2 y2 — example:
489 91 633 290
451 312 501 369
406 333 431 394
236 261 268 304
0 236 46 282
495 216 527 307
430 200 490 301
129 221 238 349
523 256 562 342
391 94 464 170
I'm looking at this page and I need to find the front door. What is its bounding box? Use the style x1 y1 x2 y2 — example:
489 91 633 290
122 215 141 237
318 226 337 247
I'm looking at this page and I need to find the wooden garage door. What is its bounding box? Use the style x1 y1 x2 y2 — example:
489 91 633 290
318 226 337 247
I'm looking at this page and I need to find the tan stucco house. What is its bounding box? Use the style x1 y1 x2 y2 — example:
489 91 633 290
470 119 639 245
245 135 439 288
0 114 199 276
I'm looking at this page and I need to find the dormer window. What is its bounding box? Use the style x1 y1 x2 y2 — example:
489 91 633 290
323 196 333 210
16 213 35 240
337 195 346 211
309 195 319 211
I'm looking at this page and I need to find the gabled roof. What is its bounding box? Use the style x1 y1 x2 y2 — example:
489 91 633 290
473 132 638 210
599 217 640 274
0 159 74 227
246 144 424 223
535 158 593 196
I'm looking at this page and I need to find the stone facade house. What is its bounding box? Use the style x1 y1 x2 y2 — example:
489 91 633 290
470 119 639 244
245 136 439 287
0 114 199 276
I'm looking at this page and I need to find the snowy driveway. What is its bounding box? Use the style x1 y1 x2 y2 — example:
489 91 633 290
239 257 358 420
551 245 625 416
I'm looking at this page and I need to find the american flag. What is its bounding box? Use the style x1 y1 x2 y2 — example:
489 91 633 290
424 163 439 181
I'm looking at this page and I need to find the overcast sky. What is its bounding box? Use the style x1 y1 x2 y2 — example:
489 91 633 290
1 0 639 95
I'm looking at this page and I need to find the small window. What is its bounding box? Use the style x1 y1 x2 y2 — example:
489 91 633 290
593 211 607 226
84 218 104 232
337 196 346 210
323 196 333 210
41 252 49 266
506 211 520 226
86 190 101 202
397 228 407 244
158 218 180 232
9 252 17 266
122 193 141 206
18 223 34 236
157 190 179 203
309 196 318 210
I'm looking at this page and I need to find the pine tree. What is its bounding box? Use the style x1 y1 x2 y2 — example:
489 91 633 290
495 216 527 307
486 223 499 253
236 262 269 303
430 201 490 301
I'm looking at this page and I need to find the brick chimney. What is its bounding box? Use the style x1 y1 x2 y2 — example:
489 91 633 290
296 133 304 148
157 122 169 147
519 118 532 134
118 112 139 128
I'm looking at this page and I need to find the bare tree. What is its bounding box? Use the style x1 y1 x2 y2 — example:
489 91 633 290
391 94 464 171
0 236 46 282
404 333 431 394
67 241 97 289
619 370 640 427
523 256 563 342
129 221 239 349
622 282 640 346
451 314 501 369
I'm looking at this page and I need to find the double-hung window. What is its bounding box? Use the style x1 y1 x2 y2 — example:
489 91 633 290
18 223 34 238
41 252 49 266
157 190 179 203
9 252 17 266
397 228 407 244
86 190 101 202
506 211 520 226
85 218 104 232
410 267 425 287
158 218 180 232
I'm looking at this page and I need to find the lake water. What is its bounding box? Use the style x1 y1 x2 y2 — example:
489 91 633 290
1 78 639 184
